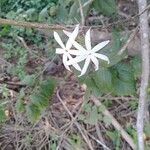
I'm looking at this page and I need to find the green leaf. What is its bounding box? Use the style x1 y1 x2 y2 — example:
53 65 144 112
26 8 36 16
69 0 91 23
111 62 136 96
84 106 99 125
131 56 142 79
82 76 102 97
26 78 56 123
0 107 6 123
106 30 128 67
56 0 68 22
115 63 134 82
93 67 113 93
103 115 112 125
113 79 135 96
21 75 36 86
93 0 117 16
30 94 49 110
16 89 26 113
39 78 56 98
39 7 49 21
26 103 41 123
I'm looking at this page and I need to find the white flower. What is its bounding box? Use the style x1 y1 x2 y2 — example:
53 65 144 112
64 29 110 76
54 25 82 71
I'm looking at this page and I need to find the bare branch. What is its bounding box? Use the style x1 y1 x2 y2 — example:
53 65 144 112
0 18 69 30
78 0 85 25
91 96 136 150
137 0 150 150
118 27 138 55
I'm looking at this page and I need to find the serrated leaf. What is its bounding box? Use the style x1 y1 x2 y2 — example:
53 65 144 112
26 103 41 123
115 63 134 82
111 61 136 96
84 106 98 125
93 67 113 93
26 78 56 123
113 79 135 96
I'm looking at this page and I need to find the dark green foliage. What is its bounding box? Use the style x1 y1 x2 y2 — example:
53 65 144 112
111 62 136 96
0 107 6 123
81 59 136 96
93 68 113 93
78 29 138 96
26 78 56 123
93 0 117 16
16 89 26 113
21 75 36 86
16 78 56 123
26 103 41 123
131 56 142 79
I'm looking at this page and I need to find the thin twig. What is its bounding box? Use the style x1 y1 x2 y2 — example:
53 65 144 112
87 132 111 150
56 100 84 150
137 0 150 150
118 27 139 55
56 94 110 150
0 57 12 66
82 0 94 8
56 90 94 150
95 123 107 148
91 96 136 150
78 0 85 25
0 4 150 31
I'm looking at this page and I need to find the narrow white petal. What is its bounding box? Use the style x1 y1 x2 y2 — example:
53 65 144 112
63 30 71 36
66 25 79 50
63 55 71 71
67 54 81 71
85 29 92 51
56 48 65 54
79 57 91 77
63 30 86 51
90 55 99 71
67 55 87 65
54 32 65 49
92 40 110 52
64 30 86 52
68 50 84 55
94 53 110 64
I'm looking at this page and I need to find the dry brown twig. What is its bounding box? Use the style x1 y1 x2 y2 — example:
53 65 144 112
137 0 150 150
56 90 112 150
56 90 94 150
91 96 136 150
0 4 150 31
118 27 139 55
